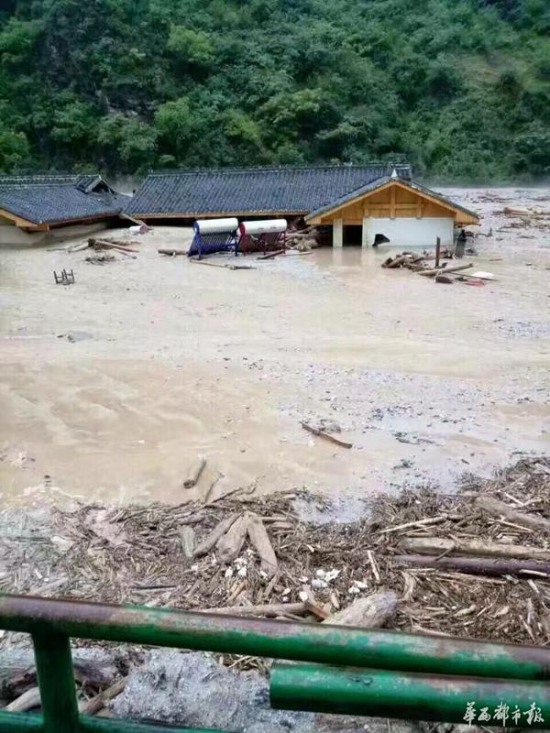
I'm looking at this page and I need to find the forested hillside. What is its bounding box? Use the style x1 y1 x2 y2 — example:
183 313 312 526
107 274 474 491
0 0 548 180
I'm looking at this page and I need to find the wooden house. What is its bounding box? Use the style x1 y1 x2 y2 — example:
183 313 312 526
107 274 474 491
0 174 128 245
126 165 479 248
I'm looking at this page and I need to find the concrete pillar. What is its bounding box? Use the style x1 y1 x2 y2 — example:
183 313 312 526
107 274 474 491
333 218 343 248
361 216 370 248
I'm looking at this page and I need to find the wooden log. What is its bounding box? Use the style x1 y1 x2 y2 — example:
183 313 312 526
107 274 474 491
435 237 441 268
78 678 126 716
247 514 278 578
400 536 550 561
393 554 550 577
323 590 397 628
193 514 239 557
216 514 249 563
183 457 206 489
158 248 187 256
300 421 352 449
6 687 41 713
198 602 306 617
418 263 473 278
476 495 550 534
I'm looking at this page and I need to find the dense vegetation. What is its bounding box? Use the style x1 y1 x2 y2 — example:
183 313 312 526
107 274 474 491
0 0 548 180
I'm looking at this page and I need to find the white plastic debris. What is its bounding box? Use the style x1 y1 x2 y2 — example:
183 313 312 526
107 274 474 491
281 588 291 597
311 579 328 589
471 271 495 280
348 579 369 595
298 576 308 583
298 591 309 602
325 569 341 582
315 569 326 579
224 567 234 578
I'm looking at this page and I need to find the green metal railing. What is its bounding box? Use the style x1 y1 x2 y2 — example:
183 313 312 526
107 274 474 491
0 594 549 732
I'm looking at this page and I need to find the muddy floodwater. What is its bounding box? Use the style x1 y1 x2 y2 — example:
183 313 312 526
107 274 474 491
0 187 549 508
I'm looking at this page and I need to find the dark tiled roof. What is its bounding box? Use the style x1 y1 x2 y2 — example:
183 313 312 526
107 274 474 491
126 164 412 217
306 176 479 222
0 174 128 225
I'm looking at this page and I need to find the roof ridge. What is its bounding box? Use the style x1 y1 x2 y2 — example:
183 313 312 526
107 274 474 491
145 163 408 178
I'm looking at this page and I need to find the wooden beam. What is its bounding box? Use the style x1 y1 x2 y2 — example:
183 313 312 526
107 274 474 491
390 186 396 218
0 207 37 228
416 196 423 218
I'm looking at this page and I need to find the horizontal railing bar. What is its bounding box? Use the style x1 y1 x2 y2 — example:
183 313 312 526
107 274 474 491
0 712 224 733
0 711 43 733
271 663 550 727
80 716 225 732
0 595 549 680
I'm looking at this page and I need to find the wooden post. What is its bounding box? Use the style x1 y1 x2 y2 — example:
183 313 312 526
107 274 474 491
333 219 343 249
435 237 441 268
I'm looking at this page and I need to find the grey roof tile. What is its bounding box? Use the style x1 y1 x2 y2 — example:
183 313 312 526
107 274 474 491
126 164 412 217
0 174 128 225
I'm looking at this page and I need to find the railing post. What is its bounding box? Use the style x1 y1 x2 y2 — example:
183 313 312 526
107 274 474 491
32 632 79 733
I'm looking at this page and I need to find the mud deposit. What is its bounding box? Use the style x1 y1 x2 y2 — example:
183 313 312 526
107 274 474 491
0 187 549 507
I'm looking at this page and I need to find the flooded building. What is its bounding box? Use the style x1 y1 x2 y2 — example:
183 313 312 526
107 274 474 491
0 174 128 246
126 164 478 248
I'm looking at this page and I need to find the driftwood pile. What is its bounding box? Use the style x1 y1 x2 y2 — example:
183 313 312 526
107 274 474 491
497 207 550 232
1 458 549 655
382 251 484 285
285 225 331 251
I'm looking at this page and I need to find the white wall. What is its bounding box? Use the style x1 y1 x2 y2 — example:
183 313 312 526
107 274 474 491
363 217 454 248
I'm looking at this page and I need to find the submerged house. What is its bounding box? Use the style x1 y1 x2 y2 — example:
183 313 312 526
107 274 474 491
0 174 128 245
126 164 478 248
